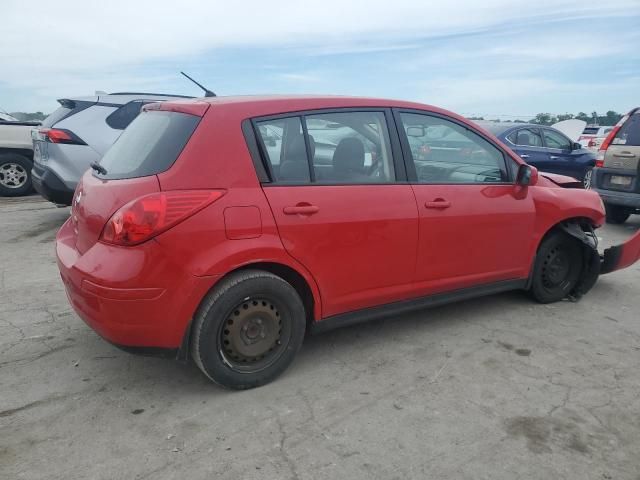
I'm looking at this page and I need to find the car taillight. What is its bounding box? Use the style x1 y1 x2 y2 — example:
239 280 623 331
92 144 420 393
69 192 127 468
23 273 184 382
588 139 596 148
100 190 226 246
39 128 86 145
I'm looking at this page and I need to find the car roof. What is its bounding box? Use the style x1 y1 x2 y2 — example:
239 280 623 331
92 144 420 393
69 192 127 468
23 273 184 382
157 94 471 122
473 121 540 136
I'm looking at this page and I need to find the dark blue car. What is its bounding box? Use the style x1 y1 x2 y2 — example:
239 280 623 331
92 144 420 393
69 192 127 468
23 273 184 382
477 122 596 188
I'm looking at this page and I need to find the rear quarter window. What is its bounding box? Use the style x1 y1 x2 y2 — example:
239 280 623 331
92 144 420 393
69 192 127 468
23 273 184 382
613 113 640 146
96 111 200 180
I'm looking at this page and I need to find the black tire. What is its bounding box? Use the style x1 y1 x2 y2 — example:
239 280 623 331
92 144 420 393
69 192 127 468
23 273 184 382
529 231 583 303
191 270 306 389
0 153 33 197
605 203 630 224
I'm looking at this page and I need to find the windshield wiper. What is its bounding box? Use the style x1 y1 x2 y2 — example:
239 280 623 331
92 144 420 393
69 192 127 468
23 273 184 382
90 162 107 175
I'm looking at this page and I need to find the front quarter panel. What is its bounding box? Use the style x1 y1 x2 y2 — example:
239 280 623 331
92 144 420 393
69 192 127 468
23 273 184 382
529 181 605 256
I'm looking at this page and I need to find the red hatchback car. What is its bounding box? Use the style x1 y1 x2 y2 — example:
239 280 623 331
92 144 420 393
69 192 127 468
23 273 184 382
56 96 640 389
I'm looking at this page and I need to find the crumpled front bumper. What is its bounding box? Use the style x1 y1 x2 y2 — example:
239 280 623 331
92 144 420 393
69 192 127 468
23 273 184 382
601 230 640 274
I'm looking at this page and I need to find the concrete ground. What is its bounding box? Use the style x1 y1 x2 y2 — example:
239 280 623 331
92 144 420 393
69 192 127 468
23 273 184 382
1 196 639 480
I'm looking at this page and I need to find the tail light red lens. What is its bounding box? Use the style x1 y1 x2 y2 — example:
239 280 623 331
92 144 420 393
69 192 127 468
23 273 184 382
596 114 628 165
100 190 225 246
40 128 86 145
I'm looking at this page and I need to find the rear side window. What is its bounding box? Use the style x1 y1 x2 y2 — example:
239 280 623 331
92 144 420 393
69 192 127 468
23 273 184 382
105 100 151 130
256 117 309 183
613 113 640 146
507 128 543 147
96 111 200 180
255 111 395 184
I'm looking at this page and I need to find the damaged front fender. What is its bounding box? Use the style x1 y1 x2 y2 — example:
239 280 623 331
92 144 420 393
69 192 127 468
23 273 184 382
601 229 640 274
558 222 601 299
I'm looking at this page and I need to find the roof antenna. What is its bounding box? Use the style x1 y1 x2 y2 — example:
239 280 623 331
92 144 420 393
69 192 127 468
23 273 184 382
180 71 216 97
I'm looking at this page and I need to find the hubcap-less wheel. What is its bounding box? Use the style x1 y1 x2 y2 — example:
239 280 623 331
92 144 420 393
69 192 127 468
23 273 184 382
583 169 592 189
0 163 28 189
219 298 289 372
542 246 571 289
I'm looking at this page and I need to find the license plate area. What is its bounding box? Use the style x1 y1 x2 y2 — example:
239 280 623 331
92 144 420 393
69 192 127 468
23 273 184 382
610 175 632 186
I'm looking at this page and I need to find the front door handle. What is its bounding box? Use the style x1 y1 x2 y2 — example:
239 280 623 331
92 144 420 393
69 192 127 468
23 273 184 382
550 155 559 160
283 204 319 215
520 154 530 159
425 199 451 209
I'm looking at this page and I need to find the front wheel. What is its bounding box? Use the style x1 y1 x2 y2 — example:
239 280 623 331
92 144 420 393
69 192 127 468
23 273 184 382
0 153 33 196
605 203 630 224
191 270 306 389
529 231 583 303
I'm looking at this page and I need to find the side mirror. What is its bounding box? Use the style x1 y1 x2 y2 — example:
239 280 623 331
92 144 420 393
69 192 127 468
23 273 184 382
516 164 538 186
406 126 426 137
572 142 582 151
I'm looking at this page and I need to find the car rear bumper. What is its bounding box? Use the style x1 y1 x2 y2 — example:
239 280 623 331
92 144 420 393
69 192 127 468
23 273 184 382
56 218 218 349
32 162 75 205
601 230 640 274
592 167 640 209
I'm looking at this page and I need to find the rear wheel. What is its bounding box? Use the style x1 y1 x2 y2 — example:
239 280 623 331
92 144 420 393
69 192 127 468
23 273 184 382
0 153 33 196
605 203 630 224
530 231 583 303
191 270 306 389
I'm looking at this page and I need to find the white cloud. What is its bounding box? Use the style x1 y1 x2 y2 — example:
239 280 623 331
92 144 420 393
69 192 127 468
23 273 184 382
1 0 638 112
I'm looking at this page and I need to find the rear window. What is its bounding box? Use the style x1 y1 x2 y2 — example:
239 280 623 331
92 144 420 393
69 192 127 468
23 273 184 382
96 111 200 180
42 100 93 127
612 113 640 147
582 127 599 135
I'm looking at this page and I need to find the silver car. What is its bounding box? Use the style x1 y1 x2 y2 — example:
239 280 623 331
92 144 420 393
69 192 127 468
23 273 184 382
32 92 192 205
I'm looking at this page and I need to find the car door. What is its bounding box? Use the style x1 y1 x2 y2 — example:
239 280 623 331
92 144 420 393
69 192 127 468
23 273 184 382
505 127 550 168
540 128 579 178
395 110 536 294
254 110 419 318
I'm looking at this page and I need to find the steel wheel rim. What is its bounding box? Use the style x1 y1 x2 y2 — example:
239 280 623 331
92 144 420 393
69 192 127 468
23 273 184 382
542 246 571 289
0 163 28 188
218 297 291 373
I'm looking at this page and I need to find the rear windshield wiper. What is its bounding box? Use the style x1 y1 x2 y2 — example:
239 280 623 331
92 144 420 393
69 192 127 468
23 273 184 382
90 162 107 175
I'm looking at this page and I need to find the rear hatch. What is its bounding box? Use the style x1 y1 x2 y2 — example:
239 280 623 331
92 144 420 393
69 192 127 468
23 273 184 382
71 108 203 254
601 111 640 192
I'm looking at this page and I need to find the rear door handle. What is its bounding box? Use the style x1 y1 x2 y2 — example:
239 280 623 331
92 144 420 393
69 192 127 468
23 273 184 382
425 199 451 209
283 204 319 215
550 156 559 160
520 154 530 159
614 152 636 158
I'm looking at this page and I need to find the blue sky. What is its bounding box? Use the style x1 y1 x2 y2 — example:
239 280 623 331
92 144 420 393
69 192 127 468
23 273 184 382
1 0 638 119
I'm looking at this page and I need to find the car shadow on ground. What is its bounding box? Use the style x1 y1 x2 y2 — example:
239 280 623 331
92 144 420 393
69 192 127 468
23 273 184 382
67 288 533 398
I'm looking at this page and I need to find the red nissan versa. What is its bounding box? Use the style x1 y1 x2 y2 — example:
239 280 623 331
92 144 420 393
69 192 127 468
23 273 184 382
56 96 640 389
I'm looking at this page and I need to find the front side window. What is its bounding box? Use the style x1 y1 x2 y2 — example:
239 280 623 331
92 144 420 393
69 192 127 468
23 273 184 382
399 112 508 184
542 129 571 150
508 128 543 147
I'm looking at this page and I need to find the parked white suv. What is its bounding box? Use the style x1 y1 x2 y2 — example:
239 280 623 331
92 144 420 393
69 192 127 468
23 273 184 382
0 114 40 196
32 92 193 205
